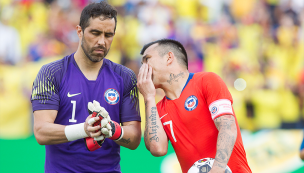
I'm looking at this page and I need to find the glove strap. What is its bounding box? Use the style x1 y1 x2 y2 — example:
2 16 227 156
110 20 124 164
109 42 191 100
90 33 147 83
109 121 124 141
85 137 103 151
85 111 104 151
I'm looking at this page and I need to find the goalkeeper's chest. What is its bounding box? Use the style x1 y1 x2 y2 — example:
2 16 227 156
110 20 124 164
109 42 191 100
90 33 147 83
56 75 123 125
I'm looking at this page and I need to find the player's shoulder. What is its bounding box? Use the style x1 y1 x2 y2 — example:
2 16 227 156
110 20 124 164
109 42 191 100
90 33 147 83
192 72 226 89
193 71 221 81
193 71 224 85
35 54 73 89
40 58 64 72
38 54 72 76
104 59 137 81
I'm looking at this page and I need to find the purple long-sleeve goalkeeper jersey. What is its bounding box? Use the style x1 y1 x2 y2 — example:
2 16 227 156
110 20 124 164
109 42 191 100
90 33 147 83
31 53 141 173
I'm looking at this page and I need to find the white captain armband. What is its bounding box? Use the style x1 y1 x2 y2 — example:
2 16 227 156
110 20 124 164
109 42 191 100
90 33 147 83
209 99 234 120
65 123 89 141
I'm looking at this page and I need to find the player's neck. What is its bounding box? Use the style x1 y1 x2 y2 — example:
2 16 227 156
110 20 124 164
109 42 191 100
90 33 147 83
162 70 189 100
74 50 103 81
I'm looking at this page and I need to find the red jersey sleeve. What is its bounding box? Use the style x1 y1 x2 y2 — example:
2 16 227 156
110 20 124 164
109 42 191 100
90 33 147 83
200 72 234 120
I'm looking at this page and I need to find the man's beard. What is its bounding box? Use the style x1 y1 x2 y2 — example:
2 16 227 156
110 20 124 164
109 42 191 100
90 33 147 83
81 35 109 62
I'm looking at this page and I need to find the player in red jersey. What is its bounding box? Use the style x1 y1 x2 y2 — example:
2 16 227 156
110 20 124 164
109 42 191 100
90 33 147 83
137 39 252 173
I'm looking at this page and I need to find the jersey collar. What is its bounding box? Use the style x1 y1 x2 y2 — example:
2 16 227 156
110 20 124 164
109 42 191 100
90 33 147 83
72 53 106 81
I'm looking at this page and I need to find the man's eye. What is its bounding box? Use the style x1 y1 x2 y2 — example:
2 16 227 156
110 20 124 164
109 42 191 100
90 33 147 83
106 34 113 37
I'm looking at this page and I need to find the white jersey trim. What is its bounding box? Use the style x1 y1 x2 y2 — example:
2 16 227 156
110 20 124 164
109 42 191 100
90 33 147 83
208 99 233 120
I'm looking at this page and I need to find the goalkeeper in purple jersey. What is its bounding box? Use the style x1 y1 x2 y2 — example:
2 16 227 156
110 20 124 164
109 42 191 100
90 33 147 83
30 1 141 173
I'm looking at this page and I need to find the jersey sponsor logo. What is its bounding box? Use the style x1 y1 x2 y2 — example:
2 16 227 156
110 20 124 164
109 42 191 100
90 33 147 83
211 106 218 115
104 88 120 105
67 92 81 97
184 95 198 111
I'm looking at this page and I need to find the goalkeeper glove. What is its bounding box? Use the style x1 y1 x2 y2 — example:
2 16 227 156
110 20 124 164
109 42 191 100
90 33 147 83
85 100 124 151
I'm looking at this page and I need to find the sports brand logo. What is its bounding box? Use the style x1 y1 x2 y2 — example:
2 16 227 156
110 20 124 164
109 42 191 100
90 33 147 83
67 92 81 97
104 88 120 105
184 95 198 111
211 106 218 115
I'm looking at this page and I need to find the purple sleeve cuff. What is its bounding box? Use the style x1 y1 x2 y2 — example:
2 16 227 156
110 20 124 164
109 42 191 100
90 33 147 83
32 101 59 112
121 115 141 123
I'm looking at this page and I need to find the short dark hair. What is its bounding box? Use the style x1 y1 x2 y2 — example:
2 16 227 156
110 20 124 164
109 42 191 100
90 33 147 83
140 39 188 69
79 1 117 32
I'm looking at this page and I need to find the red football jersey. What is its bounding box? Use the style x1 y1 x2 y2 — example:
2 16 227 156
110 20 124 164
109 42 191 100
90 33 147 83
157 72 252 173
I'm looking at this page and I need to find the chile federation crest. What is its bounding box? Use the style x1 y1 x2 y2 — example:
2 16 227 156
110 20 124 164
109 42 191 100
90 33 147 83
104 88 120 105
184 95 198 111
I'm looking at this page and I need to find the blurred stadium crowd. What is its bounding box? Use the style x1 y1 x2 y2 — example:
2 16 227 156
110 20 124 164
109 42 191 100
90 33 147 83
1 0 304 138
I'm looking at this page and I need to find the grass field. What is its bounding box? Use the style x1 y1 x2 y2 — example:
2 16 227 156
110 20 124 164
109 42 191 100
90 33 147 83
1 135 304 173
0 135 171 173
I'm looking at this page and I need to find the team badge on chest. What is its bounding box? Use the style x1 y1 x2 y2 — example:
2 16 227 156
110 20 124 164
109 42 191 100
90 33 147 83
184 95 198 111
104 88 120 105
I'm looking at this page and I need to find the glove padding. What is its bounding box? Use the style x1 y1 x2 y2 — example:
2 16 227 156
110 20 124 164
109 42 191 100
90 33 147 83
89 100 123 140
85 100 111 151
85 100 123 151
84 110 104 152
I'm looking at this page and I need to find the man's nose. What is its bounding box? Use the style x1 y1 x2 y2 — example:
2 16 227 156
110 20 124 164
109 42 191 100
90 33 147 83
97 35 105 46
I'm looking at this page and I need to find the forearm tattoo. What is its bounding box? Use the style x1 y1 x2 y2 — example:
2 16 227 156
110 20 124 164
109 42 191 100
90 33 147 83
144 101 149 141
119 138 130 144
213 115 237 169
167 72 185 85
144 106 159 142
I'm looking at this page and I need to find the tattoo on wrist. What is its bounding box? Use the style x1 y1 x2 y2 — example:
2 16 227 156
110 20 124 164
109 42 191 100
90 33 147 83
213 162 226 169
120 138 130 144
167 72 185 85
145 101 148 110
148 107 159 142
216 149 228 163
144 102 149 140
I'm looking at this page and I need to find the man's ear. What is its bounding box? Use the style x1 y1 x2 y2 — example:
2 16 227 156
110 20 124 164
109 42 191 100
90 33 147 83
167 52 174 66
76 25 83 39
